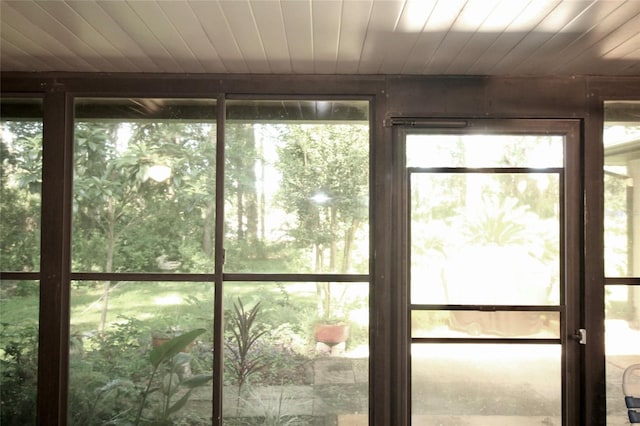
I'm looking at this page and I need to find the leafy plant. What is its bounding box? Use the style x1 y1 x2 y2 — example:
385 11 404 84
0 323 38 425
134 328 211 426
245 383 307 426
463 196 533 246
225 299 268 414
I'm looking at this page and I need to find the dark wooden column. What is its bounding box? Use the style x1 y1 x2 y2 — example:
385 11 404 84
37 88 72 425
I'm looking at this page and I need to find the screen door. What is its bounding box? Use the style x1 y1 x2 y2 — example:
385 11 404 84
396 119 582 425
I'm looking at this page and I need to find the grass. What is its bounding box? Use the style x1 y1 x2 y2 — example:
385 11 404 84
1 280 366 351
69 281 215 333
0 281 40 347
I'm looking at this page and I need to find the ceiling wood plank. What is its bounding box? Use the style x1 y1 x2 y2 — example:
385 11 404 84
335 0 373 74
1 0 638 75
563 11 640 74
467 0 561 74
156 1 227 73
401 0 466 74
249 0 291 73
281 0 314 74
191 1 248 74
512 0 620 74
619 47 640 73
123 1 204 73
37 1 135 73
358 0 405 74
0 20 72 71
1 1 100 72
219 0 269 73
378 0 437 74
96 1 182 73
488 0 593 74
552 0 640 71
425 0 503 74
311 0 342 74
1 36 54 71
446 0 534 74
64 0 160 72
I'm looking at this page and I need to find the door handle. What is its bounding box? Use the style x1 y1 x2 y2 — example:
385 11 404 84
571 329 587 345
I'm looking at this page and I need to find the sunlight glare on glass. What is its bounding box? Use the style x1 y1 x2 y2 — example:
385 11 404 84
310 191 331 205
147 164 172 182
154 294 183 306
116 123 131 153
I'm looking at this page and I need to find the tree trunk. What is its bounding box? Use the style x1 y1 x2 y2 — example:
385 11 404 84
202 199 214 258
99 200 116 337
341 219 360 273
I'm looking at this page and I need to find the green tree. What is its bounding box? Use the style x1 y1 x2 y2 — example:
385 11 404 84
0 121 42 273
73 119 216 334
276 124 368 318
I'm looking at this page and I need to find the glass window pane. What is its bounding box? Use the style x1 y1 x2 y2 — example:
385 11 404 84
410 173 560 305
411 344 561 425
68 281 213 425
224 100 370 274
411 310 559 338
407 134 563 168
223 282 369 424
605 285 640 425
604 101 640 277
1 99 43 272
0 280 39 425
72 98 216 273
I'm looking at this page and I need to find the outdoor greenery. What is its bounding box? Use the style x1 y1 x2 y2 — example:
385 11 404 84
4 104 636 424
1 110 370 425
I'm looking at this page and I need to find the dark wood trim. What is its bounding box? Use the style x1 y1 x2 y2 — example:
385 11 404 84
70 273 215 282
0 272 40 281
584 78 640 425
583 87 607 426
411 338 561 344
2 72 640 426
390 126 410 425
37 89 72 425
604 277 640 285
212 94 225 426
562 119 583 426
410 304 563 312
222 273 369 282
398 118 583 425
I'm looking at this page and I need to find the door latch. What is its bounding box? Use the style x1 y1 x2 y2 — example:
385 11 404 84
572 329 587 345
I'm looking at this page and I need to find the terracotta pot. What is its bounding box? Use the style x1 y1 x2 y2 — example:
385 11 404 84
151 336 193 352
314 323 350 345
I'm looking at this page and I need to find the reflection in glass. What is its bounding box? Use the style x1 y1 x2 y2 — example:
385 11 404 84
604 101 640 277
410 173 560 305
411 310 559 338
411 344 561 424
1 99 43 272
0 280 39 425
406 134 563 168
72 98 217 274
224 100 370 274
223 281 369 423
68 281 214 425
605 286 640 425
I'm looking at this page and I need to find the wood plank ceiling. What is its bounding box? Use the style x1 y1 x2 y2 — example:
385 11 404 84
1 0 639 76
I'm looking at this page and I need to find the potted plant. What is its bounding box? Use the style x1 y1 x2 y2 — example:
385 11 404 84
313 282 351 354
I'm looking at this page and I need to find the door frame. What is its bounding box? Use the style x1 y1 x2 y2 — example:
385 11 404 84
390 118 584 425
